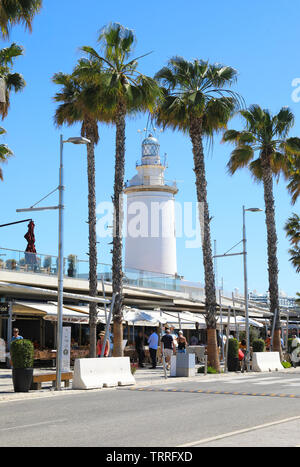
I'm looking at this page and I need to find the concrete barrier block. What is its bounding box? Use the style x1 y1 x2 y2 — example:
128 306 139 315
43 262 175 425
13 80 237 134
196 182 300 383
170 355 177 377
72 357 136 390
252 352 282 372
176 353 195 368
176 353 195 377
176 367 196 377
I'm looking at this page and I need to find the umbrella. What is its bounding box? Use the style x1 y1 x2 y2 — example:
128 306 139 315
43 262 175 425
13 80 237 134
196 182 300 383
124 309 167 326
24 220 37 265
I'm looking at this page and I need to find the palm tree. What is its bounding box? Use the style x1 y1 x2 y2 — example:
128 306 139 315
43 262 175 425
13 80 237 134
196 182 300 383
223 105 300 353
0 0 42 38
0 43 26 119
154 57 241 371
78 23 161 357
53 69 110 358
0 126 13 180
284 213 300 273
286 152 300 205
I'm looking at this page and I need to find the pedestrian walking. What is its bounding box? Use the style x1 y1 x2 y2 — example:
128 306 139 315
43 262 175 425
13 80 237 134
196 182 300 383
177 330 188 353
161 327 176 370
135 330 145 368
147 329 158 369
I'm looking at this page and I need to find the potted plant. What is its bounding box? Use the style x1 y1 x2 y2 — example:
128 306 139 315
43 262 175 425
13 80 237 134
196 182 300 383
227 338 240 372
252 339 265 353
10 339 34 392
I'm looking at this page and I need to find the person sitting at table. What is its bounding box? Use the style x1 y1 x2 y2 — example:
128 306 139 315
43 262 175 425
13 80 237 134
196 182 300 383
71 338 79 349
97 331 110 358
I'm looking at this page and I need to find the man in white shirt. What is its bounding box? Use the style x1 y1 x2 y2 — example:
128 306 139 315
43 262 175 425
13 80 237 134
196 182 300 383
148 329 158 369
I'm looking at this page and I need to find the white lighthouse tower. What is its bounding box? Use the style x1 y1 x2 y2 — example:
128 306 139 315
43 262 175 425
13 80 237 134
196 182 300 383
124 134 178 276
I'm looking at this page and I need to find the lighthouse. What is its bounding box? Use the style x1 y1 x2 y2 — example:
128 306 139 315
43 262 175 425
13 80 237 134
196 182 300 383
124 134 178 276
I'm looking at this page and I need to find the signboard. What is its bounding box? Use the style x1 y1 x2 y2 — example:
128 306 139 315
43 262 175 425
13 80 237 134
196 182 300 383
0 338 6 362
0 302 9 317
61 327 71 373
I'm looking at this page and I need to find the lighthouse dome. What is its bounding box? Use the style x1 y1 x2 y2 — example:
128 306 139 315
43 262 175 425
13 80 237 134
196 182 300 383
142 134 160 158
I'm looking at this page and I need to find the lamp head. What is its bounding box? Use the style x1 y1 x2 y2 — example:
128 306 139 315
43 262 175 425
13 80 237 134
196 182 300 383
64 137 91 145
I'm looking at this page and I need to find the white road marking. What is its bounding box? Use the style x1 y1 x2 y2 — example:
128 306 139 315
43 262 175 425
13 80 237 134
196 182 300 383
224 377 282 384
254 378 300 386
178 415 300 447
0 419 67 432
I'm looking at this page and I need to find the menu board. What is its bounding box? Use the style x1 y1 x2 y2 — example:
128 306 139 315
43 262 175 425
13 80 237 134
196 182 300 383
61 327 71 373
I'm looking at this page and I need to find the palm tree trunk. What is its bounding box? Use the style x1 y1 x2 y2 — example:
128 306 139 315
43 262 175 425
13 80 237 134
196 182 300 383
261 157 281 354
189 117 220 371
85 127 98 358
112 101 126 357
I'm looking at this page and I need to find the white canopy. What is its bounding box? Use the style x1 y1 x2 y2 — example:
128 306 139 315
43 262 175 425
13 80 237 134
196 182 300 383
14 302 104 324
124 309 167 326
123 309 206 329
218 315 263 330
160 311 206 329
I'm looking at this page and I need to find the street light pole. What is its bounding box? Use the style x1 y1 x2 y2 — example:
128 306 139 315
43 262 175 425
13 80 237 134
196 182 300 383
242 206 263 372
242 206 250 371
56 135 90 391
17 134 91 391
56 135 64 391
213 206 262 372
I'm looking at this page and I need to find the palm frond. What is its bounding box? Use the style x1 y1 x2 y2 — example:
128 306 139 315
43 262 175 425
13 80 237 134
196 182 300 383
0 0 42 38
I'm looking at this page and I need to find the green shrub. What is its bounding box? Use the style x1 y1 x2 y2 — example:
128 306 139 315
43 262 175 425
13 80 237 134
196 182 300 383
10 340 34 369
282 361 292 369
252 339 266 353
228 338 239 360
197 366 218 374
239 328 260 345
228 338 240 372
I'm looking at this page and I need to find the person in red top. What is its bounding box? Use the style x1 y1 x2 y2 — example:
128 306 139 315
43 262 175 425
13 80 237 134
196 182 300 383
97 331 110 357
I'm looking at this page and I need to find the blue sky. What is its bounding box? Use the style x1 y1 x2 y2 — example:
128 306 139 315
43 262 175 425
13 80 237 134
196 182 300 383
0 0 299 297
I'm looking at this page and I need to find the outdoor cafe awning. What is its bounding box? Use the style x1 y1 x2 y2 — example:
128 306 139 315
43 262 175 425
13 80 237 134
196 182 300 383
123 308 207 329
0 281 110 304
13 302 94 324
217 315 264 330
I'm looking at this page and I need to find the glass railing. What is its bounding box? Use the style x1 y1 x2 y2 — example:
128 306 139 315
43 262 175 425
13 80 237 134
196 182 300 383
0 247 184 293
0 247 111 279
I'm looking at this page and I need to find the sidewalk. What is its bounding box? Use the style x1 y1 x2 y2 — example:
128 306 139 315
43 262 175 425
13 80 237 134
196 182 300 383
1 364 300 403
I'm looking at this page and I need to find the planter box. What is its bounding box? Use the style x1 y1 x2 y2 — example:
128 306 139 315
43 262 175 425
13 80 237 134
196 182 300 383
12 368 33 392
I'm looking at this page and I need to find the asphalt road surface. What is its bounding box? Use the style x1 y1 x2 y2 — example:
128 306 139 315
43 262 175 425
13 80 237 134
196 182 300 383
1 372 300 447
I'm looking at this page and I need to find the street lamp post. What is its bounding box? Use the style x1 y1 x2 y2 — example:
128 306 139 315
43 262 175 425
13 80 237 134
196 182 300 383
213 206 262 372
56 135 90 391
17 134 91 390
243 206 262 371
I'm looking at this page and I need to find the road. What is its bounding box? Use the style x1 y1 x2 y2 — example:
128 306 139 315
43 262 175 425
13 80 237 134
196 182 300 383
1 372 300 447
